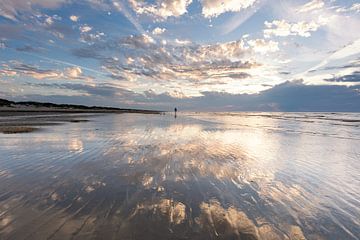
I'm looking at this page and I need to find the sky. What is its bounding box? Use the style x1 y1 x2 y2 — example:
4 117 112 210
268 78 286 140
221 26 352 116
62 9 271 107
0 0 360 111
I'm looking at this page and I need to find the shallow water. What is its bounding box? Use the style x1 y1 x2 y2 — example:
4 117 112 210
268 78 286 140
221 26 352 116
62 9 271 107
0 112 359 240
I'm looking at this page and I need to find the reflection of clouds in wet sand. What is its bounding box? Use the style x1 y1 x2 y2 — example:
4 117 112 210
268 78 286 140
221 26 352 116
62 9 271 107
68 138 83 153
0 113 359 239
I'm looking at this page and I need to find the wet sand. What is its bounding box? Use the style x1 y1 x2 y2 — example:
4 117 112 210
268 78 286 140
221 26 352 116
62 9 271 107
0 112 359 239
0 111 101 134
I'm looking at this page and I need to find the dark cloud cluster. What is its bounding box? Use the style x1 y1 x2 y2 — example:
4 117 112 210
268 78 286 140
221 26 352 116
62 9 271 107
324 71 360 83
16 45 41 53
27 82 119 97
9 80 360 112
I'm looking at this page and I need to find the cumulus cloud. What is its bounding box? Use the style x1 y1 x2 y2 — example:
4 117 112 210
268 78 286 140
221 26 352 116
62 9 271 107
79 24 92 33
45 16 54 25
264 20 320 38
247 39 279 54
70 15 79 22
201 0 257 18
152 27 166 35
65 66 82 78
128 0 192 21
349 3 360 12
79 31 105 44
297 0 324 13
72 34 259 91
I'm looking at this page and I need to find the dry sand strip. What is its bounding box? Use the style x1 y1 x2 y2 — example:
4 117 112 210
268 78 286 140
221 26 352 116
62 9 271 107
0 126 38 134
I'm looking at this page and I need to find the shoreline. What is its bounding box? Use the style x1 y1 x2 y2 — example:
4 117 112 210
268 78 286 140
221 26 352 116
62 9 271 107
0 98 164 116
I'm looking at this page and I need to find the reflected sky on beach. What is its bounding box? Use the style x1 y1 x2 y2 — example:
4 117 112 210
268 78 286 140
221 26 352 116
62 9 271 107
0 112 359 240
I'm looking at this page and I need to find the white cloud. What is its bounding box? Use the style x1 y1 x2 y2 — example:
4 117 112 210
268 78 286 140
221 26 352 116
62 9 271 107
336 3 360 13
309 38 360 71
350 3 360 12
201 0 257 18
297 0 324 13
247 39 279 54
174 38 191 45
128 0 192 21
152 27 166 35
80 31 105 44
45 16 54 25
70 15 79 22
65 67 82 78
79 24 92 33
264 20 320 38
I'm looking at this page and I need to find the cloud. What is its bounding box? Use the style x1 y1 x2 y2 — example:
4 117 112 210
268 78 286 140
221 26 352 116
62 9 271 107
309 38 360 71
349 3 360 12
152 27 166 35
324 71 360 83
1 62 92 81
79 24 92 33
8 80 360 112
44 20 74 39
27 82 121 97
335 3 360 13
79 31 105 44
201 0 257 18
45 16 54 25
128 0 192 21
297 0 324 13
179 80 360 112
0 64 17 77
69 15 79 22
16 45 41 53
65 66 82 78
71 34 261 93
0 0 68 21
10 63 62 80
247 39 279 54
174 38 191 45
264 20 320 38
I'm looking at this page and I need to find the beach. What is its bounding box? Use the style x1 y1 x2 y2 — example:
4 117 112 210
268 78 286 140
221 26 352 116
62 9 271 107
0 112 359 239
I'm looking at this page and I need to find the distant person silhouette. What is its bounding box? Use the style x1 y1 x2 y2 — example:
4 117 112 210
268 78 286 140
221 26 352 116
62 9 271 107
174 107 177 118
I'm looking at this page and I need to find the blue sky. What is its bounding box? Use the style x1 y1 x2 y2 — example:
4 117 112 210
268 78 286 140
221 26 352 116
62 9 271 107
0 0 360 111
